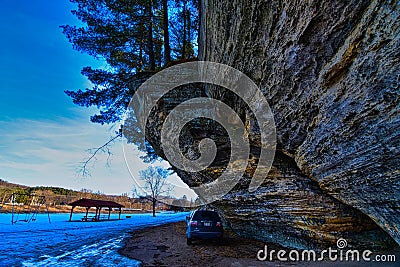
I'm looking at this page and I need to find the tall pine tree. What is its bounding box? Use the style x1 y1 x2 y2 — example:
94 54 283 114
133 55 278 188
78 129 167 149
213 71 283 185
170 0 198 59
62 0 198 125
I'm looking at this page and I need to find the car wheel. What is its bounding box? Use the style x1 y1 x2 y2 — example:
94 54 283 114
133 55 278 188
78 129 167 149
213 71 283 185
187 237 192 245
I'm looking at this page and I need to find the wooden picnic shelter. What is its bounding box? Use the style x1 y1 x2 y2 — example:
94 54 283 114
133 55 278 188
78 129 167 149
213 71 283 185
68 198 124 222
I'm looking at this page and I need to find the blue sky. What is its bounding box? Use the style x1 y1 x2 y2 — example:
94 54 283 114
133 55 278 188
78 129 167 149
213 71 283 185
0 0 195 199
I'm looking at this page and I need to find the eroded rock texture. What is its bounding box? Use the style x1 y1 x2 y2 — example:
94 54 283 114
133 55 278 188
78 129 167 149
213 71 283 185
196 0 400 249
135 0 399 249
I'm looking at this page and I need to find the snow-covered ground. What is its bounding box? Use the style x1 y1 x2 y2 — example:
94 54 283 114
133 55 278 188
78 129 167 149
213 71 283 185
0 212 189 266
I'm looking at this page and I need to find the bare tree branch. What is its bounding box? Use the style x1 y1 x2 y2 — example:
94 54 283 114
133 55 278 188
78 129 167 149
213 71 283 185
79 132 121 177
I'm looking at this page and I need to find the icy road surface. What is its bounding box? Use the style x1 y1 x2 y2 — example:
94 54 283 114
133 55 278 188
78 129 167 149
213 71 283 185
0 212 188 266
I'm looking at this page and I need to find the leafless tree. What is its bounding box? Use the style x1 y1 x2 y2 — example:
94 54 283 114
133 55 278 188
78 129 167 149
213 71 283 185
139 166 172 217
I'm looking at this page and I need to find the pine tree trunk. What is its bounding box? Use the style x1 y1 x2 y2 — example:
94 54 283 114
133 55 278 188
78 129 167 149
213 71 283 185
163 0 171 65
139 41 143 71
147 0 156 71
187 9 191 57
198 0 202 48
182 1 187 59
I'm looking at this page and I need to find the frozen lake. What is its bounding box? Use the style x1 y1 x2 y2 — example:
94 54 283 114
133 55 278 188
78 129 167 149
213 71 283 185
0 212 189 266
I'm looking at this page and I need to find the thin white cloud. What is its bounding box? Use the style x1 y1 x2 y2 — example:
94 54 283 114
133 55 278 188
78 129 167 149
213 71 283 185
0 117 129 193
0 117 197 199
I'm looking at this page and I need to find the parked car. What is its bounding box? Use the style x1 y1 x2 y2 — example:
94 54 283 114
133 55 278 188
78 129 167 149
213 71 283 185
186 209 223 245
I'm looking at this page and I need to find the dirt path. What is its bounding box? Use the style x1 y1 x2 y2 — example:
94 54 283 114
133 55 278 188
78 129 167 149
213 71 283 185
118 221 287 266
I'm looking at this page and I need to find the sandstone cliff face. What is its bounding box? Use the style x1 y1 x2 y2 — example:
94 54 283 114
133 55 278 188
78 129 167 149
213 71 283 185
136 0 399 249
196 0 400 248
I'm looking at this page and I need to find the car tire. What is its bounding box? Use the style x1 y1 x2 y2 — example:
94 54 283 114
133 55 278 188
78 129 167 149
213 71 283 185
187 237 192 245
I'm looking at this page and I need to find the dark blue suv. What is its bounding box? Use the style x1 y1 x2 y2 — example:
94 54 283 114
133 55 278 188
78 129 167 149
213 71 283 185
186 209 223 245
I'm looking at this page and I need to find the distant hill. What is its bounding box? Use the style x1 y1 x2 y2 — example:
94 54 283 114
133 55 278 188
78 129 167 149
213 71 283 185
0 179 76 197
0 179 28 189
0 179 192 213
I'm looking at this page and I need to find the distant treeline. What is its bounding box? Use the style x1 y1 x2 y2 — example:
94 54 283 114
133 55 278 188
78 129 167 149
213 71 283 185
0 179 128 206
0 179 193 211
22 186 76 196
1 179 78 196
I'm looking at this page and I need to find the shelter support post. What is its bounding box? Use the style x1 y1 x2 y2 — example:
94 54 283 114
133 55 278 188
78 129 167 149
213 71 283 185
69 206 75 222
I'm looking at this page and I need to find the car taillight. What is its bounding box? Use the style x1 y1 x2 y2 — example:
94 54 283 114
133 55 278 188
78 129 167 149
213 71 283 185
190 221 198 227
216 222 222 227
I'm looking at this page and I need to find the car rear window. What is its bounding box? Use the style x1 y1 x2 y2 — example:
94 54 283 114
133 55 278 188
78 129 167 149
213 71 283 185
193 211 220 221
